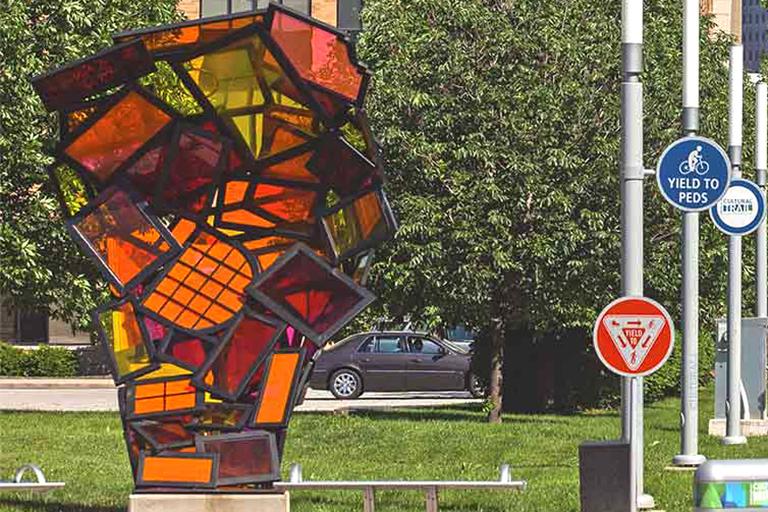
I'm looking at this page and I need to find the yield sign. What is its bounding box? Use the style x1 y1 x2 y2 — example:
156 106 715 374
593 297 674 377
602 315 665 371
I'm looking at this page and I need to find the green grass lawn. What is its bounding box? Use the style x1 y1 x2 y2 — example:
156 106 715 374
0 385 766 511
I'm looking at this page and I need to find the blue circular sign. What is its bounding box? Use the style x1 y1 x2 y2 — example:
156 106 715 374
709 179 766 236
656 136 731 211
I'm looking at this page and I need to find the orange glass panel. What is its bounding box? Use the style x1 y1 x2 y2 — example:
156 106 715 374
140 455 214 484
141 230 253 331
132 378 197 415
71 188 176 289
65 90 171 182
254 183 316 223
115 15 264 54
253 351 301 424
261 151 318 183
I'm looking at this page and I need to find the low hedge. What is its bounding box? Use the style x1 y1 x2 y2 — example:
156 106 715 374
0 342 78 377
472 327 715 413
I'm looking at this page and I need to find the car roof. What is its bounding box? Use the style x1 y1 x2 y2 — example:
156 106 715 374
326 331 439 350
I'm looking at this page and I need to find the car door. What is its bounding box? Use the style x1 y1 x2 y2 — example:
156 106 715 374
404 336 467 391
352 335 409 391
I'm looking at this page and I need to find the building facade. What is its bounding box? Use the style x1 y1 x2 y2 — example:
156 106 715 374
179 0 362 31
702 0 768 72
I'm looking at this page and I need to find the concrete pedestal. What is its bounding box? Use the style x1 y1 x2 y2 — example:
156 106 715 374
129 492 290 512
708 418 768 437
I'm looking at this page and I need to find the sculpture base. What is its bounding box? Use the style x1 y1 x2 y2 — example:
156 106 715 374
129 492 290 512
708 418 768 437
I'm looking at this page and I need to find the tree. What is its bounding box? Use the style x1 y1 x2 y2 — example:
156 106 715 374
0 0 180 329
357 0 750 419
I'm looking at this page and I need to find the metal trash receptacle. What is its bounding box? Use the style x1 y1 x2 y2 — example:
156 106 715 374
579 441 630 512
694 459 768 510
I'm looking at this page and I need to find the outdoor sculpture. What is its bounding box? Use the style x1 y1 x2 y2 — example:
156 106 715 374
32 5 395 490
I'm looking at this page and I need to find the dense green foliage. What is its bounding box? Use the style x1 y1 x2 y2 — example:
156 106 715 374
0 387 759 511
357 0 755 409
0 342 77 377
0 0 180 329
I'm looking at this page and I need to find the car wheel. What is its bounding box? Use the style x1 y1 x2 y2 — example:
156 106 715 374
467 373 487 399
330 369 363 399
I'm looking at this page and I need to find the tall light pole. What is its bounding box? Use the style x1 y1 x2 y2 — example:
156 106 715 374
755 80 767 318
723 14 747 445
621 0 644 508
673 0 707 467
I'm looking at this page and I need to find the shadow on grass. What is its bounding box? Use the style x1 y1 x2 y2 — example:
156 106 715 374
0 499 121 512
348 407 600 425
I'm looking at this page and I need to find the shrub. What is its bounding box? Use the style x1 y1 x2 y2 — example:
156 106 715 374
471 327 716 412
0 342 78 377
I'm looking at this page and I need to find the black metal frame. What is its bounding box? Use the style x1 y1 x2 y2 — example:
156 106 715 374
65 184 182 295
251 348 306 428
113 9 268 59
190 308 286 400
247 243 375 345
136 452 219 488
213 173 326 240
194 430 280 485
173 16 335 128
91 297 161 384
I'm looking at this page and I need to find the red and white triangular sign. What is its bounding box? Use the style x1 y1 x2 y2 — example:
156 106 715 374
602 315 665 371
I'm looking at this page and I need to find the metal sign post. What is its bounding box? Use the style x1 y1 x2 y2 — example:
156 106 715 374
620 0 643 509
677 2 701 468
756 81 767 318
723 43 748 446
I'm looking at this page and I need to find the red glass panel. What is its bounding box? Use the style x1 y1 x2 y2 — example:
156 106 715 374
33 40 155 112
159 127 227 214
270 10 364 102
308 135 378 197
248 245 374 343
202 313 280 398
196 432 278 484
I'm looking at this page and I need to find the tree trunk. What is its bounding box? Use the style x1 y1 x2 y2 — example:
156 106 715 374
487 316 504 423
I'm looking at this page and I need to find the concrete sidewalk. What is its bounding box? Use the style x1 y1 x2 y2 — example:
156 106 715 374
0 378 480 413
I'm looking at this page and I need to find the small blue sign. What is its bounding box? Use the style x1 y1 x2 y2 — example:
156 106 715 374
656 136 731 211
710 178 766 236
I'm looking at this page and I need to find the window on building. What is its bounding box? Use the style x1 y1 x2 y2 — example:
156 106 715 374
281 0 311 15
200 0 268 18
337 0 362 31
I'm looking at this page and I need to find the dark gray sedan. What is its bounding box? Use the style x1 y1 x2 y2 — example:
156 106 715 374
309 331 485 399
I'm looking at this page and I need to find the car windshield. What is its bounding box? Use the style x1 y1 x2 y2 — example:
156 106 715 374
442 339 469 354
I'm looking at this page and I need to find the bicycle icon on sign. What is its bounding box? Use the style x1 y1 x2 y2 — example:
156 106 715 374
679 146 710 175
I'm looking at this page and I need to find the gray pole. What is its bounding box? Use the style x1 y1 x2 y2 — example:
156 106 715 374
673 0 707 468
621 0 642 509
755 81 767 318
723 43 747 446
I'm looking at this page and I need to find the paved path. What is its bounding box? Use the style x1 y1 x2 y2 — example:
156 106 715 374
0 378 479 413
